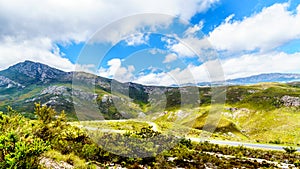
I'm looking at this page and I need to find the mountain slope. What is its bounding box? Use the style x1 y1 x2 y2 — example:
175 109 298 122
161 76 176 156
1 61 300 144
0 61 72 85
227 73 300 85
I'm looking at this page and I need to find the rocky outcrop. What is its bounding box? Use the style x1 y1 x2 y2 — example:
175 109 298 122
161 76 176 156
41 86 69 95
223 107 250 119
41 85 97 101
0 75 24 88
7 60 70 83
39 157 73 169
280 95 300 107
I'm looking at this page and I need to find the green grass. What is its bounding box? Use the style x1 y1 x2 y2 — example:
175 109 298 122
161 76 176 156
231 107 300 145
74 120 152 132
42 150 93 169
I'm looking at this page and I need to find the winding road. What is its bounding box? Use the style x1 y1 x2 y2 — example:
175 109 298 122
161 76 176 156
188 138 300 152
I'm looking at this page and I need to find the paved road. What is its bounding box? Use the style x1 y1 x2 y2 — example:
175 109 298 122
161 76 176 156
189 137 300 152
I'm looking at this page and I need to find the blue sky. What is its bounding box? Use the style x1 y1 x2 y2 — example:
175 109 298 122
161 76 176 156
0 0 299 85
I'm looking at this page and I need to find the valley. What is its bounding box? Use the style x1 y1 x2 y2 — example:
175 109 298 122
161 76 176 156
1 61 300 168
1 61 300 145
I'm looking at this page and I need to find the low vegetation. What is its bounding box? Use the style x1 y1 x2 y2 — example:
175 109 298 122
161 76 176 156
0 103 300 168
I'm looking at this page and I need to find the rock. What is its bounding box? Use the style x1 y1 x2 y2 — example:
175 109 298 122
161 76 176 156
247 90 257 94
41 85 98 101
39 157 73 169
138 112 146 118
101 94 113 103
225 107 238 112
0 75 24 88
223 107 250 119
41 86 69 95
7 60 70 83
25 97 39 103
280 95 300 107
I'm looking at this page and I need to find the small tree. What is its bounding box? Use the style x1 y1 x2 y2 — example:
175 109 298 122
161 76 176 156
34 103 55 124
283 146 297 154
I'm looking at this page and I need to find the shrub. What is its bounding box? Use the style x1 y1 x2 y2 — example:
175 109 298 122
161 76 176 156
283 146 297 154
0 112 49 168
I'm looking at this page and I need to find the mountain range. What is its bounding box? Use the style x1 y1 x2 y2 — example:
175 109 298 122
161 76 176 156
0 60 300 118
1 61 300 144
1 60 300 87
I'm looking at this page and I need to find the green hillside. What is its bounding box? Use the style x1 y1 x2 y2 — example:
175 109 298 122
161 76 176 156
1 61 300 146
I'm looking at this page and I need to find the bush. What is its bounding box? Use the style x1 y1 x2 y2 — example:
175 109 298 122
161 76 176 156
0 112 49 168
283 146 297 154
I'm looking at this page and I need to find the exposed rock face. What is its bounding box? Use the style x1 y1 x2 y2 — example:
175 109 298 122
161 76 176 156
223 107 250 119
41 86 70 95
7 60 69 82
280 95 300 107
0 76 24 88
41 85 97 101
39 157 74 169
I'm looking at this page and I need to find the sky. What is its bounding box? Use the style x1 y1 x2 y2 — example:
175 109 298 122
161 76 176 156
0 0 300 86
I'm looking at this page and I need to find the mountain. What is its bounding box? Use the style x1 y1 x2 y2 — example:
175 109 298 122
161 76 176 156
0 60 72 85
1 61 300 144
226 73 300 85
0 61 167 119
0 61 300 117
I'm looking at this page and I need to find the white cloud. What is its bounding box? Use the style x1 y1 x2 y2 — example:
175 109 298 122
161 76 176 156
75 64 96 74
184 21 203 37
222 52 300 79
0 0 218 71
163 35 213 60
98 58 135 82
162 21 214 59
125 33 149 46
98 59 122 78
0 0 219 42
149 48 166 55
0 37 74 71
163 53 178 63
208 3 300 52
133 64 211 86
169 42 196 57
132 51 300 86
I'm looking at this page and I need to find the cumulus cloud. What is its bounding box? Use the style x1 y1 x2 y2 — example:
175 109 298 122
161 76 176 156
98 58 135 82
0 0 219 42
125 33 149 46
131 51 300 86
98 59 122 78
0 37 74 71
184 21 204 37
133 64 211 86
162 21 214 59
163 53 178 63
0 0 218 70
222 52 300 79
75 64 97 74
208 3 300 52
169 42 196 57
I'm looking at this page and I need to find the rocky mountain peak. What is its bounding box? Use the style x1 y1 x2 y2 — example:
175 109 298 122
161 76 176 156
0 60 71 84
9 60 66 79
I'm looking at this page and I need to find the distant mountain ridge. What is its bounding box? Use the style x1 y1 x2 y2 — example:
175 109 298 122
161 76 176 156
0 60 300 119
2 61 300 145
0 61 72 85
226 73 300 85
1 61 300 87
